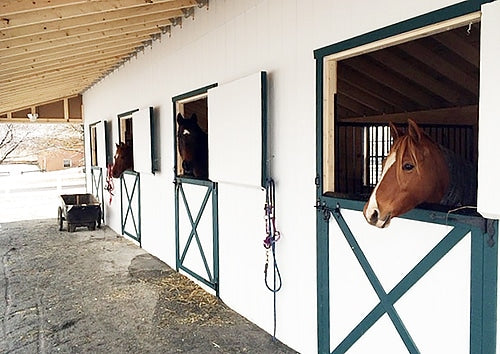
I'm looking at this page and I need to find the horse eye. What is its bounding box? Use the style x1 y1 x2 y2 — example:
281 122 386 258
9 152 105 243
403 163 414 171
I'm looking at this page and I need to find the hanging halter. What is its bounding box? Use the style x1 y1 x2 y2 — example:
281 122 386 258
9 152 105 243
263 178 282 341
105 164 115 205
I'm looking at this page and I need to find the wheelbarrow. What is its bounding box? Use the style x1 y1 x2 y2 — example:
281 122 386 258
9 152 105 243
58 193 101 232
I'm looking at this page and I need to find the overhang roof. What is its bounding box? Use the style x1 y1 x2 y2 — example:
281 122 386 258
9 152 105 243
0 0 206 122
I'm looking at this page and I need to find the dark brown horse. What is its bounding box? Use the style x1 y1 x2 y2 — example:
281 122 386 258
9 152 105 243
111 142 133 178
177 113 208 179
363 119 476 228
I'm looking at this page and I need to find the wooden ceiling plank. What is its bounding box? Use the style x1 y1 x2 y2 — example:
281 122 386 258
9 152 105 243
368 49 464 105
1 0 194 29
337 64 420 112
337 80 394 113
1 1 94 16
0 60 116 88
1 60 115 87
0 3 190 40
0 0 206 115
0 10 178 49
1 94 81 109
343 58 441 108
1 60 119 86
433 30 480 67
1 27 157 60
336 94 379 117
1 85 91 113
0 43 141 76
3 78 101 100
398 41 478 95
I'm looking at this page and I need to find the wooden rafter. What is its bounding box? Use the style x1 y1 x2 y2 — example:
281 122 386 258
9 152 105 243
0 0 205 119
335 24 480 122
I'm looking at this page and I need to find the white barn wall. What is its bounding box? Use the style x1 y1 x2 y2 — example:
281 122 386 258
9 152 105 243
83 1 466 352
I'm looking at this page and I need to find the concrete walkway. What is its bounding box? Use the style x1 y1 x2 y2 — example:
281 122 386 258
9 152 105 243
0 219 295 353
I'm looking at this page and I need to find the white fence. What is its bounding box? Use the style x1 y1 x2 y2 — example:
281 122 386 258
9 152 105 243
0 166 86 223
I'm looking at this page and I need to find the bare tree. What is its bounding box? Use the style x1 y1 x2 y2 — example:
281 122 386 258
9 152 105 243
0 124 29 164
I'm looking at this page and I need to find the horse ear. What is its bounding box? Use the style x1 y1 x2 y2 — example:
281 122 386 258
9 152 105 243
190 113 197 123
407 119 422 142
176 113 184 124
389 122 400 140
115 143 119 148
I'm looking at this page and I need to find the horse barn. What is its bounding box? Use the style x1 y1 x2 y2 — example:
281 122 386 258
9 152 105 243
2 0 500 352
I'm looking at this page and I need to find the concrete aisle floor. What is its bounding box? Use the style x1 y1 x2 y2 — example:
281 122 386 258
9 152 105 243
0 219 296 353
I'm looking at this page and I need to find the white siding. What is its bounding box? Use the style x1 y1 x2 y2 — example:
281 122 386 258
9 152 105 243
83 1 468 352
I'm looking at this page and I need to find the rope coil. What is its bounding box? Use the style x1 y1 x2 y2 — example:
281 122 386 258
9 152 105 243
105 164 115 205
263 178 282 341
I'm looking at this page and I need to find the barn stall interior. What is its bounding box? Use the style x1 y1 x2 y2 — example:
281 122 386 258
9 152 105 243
329 23 479 203
2 1 500 353
316 3 498 353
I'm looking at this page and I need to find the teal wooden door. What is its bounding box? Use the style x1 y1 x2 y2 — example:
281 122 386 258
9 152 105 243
90 166 104 222
316 198 497 353
120 170 141 244
175 177 219 294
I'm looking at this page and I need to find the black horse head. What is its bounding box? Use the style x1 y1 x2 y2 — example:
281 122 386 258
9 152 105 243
177 113 208 179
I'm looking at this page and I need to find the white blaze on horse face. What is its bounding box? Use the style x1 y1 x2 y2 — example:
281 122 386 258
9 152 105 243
364 151 396 227
182 128 191 135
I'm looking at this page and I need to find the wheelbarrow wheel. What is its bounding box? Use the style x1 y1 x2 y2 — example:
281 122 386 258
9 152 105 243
58 207 63 231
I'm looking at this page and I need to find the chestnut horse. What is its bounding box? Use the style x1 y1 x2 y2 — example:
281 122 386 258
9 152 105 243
177 113 208 179
363 119 476 228
111 142 133 178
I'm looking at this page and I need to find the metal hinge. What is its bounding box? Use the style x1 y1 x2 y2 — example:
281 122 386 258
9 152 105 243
315 201 331 222
315 175 320 188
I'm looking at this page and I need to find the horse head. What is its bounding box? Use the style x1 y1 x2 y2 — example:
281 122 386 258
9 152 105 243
111 142 133 178
177 113 208 178
363 119 449 228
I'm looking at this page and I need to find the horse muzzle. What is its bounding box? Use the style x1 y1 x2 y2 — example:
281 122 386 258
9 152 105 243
364 208 392 228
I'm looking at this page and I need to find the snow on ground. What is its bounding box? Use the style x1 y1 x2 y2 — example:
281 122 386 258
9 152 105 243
0 165 86 223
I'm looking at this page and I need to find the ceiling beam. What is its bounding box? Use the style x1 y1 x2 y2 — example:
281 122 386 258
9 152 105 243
0 59 117 89
0 3 191 40
0 10 179 50
1 0 195 29
1 88 88 115
368 49 465 105
342 58 442 109
0 44 139 77
398 40 478 95
1 27 158 61
336 105 478 126
1 1 96 16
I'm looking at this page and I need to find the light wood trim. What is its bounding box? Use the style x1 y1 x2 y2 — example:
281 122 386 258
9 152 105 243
321 11 481 194
324 12 480 62
323 59 337 193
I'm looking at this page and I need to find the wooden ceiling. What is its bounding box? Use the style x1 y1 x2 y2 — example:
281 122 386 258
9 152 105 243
336 22 480 126
0 0 207 122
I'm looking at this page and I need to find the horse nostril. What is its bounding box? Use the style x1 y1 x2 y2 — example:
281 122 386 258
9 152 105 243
370 209 379 223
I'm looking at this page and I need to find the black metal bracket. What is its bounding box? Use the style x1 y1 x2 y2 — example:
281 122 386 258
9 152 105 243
315 201 331 222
